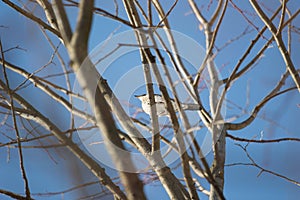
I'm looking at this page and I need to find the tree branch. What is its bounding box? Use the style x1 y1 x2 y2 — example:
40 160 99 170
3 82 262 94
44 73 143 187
37 0 59 30
250 0 300 92
226 133 300 143
52 0 72 43
227 84 296 131
2 0 61 37
0 79 127 199
1 39 32 199
0 189 33 200
70 0 94 63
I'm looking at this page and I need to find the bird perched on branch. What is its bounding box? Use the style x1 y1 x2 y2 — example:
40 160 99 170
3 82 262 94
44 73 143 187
135 94 200 117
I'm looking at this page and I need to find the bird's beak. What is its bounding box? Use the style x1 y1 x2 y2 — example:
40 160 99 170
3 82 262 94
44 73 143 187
134 94 146 99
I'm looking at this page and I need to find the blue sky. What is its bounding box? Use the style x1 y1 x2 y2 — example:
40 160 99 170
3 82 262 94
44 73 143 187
0 1 300 199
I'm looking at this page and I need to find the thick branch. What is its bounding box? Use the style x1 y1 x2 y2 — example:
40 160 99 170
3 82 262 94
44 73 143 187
52 0 72 43
0 59 95 123
0 79 127 199
37 0 58 30
52 1 146 199
122 0 190 199
70 0 94 63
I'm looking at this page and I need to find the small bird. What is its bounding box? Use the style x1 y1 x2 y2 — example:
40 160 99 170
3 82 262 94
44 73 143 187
135 94 201 117
135 94 178 116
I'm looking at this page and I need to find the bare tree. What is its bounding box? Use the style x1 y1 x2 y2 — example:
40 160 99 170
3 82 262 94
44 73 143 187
0 0 299 199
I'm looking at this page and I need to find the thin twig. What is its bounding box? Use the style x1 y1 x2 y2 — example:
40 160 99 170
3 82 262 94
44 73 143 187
236 144 300 187
0 39 32 199
0 59 95 123
2 0 61 37
227 86 296 130
193 0 228 88
226 133 300 143
0 79 127 199
250 0 300 92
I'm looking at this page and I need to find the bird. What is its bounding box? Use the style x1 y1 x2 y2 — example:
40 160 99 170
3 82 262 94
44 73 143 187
135 94 200 117
135 94 178 116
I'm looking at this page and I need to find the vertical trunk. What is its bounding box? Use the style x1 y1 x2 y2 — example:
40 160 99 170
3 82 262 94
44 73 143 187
205 26 226 200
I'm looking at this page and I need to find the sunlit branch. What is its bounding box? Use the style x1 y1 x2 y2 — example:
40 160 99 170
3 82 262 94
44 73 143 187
2 0 61 37
0 59 96 123
0 79 127 199
250 0 300 92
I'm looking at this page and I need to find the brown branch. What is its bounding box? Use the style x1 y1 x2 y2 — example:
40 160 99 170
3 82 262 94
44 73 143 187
191 2 228 200
152 0 196 100
151 34 201 200
236 144 300 187
187 0 208 25
122 1 190 199
0 189 33 200
226 133 300 143
52 0 72 43
221 3 285 84
0 59 95 124
151 28 212 125
155 0 179 28
221 4 282 81
32 181 100 197
229 0 267 39
0 102 135 151
222 35 273 84
152 1 227 199
0 40 32 199
2 0 61 38
96 65 170 185
213 3 286 144
193 0 228 87
0 79 127 199
189 0 226 72
277 0 287 34
210 0 225 25
225 4 300 129
70 0 94 62
53 1 147 198
36 0 59 30
250 0 300 92
65 0 144 28
226 85 296 130
38 77 85 100
40 28 75 136
152 45 199 200
198 0 229 118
